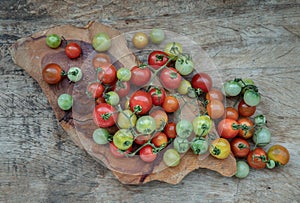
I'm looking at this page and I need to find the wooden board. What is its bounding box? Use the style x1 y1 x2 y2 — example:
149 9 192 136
10 21 236 184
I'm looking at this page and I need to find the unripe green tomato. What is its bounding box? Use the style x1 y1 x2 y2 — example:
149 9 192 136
164 42 183 58
177 80 192 95
117 110 137 129
117 68 131 81
150 28 165 44
163 148 180 167
57 93 73 110
67 67 83 82
93 128 110 144
46 34 61 48
253 126 271 147
235 160 250 178
92 32 111 52
113 129 134 150
104 91 120 106
173 138 190 154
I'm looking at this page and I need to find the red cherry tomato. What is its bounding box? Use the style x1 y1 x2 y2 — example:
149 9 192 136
65 42 81 59
206 88 224 101
238 100 256 117
112 81 131 97
162 95 179 113
93 103 117 128
217 118 239 139
164 122 177 139
224 107 239 121
149 86 166 106
148 50 169 70
97 62 117 85
230 137 250 158
109 142 132 158
87 82 104 98
129 90 153 115
237 117 254 139
191 72 212 93
160 67 182 90
42 63 63 84
139 145 157 162
130 65 151 86
247 148 267 169
152 132 168 147
134 135 151 145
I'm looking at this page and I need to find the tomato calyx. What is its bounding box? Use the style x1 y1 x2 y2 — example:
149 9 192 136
155 54 166 61
133 105 143 114
101 113 112 120
238 143 248 150
211 145 221 156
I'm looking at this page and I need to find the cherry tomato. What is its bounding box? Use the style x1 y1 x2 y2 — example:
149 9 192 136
164 42 183 58
223 80 242 96
224 107 239 121
175 55 194 76
192 115 212 137
162 95 179 113
206 88 224 101
235 161 250 178
209 138 231 159
129 90 153 115
217 118 239 139
238 100 256 117
132 32 148 49
109 142 132 158
112 81 130 97
92 32 111 52
174 137 190 153
230 137 250 158
150 28 165 44
237 117 254 139
65 42 81 59
252 126 271 147
93 103 117 128
134 135 151 145
176 120 193 139
163 148 180 167
113 129 134 150
87 82 104 99
160 68 182 90
149 109 168 130
247 148 267 169
42 63 63 84
97 62 117 85
92 53 111 68
191 73 212 93
206 99 225 119
164 122 177 139
116 110 137 129
46 34 61 48
130 65 151 86
136 116 156 134
152 132 168 148
267 145 290 166
148 50 169 70
139 145 157 162
149 86 166 106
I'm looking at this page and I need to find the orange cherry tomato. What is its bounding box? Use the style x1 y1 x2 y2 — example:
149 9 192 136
206 88 224 101
267 145 290 166
237 117 254 139
42 63 63 84
93 53 111 68
238 100 256 117
162 96 179 113
152 132 168 147
224 107 239 121
217 118 239 139
230 137 250 158
206 99 225 119
247 148 267 169
150 109 168 130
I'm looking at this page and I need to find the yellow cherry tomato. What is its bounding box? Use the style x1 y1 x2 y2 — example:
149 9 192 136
132 32 148 49
209 138 231 159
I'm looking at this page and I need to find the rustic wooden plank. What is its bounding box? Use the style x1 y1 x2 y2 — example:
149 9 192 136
1 0 300 202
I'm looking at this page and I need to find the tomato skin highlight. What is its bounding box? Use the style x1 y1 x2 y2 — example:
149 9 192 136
217 118 239 139
191 72 213 93
93 103 118 128
129 90 153 115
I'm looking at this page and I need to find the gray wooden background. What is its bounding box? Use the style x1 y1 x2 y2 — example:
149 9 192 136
1 0 299 202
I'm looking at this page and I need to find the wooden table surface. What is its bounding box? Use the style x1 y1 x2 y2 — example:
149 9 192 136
1 0 300 202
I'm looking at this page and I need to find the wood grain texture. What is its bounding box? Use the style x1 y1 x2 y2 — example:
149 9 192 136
1 0 300 202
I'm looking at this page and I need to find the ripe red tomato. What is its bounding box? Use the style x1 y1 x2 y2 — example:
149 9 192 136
87 82 104 98
164 122 177 139
206 99 225 119
217 118 239 139
247 148 267 169
112 81 130 97
206 88 224 101
238 100 256 117
97 62 117 85
109 142 132 158
230 137 250 158
139 145 157 162
93 103 118 128
134 135 151 145
237 117 254 139
160 68 182 90
148 50 169 70
191 72 212 93
65 42 81 59
152 132 168 147
162 95 179 113
224 107 239 121
92 53 111 68
129 90 153 115
130 65 151 86
149 86 166 106
42 63 63 84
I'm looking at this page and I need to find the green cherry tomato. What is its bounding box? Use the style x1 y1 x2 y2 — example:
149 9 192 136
177 80 192 95
113 129 134 150
136 116 156 134
254 114 267 126
223 80 242 96
57 93 73 110
104 91 120 106
117 110 137 129
176 119 193 139
190 137 209 155
192 115 212 137
235 160 250 178
92 32 111 52
67 67 83 82
93 128 110 144
117 68 131 82
150 28 165 44
163 148 180 167
175 55 194 75
173 137 190 154
253 126 271 147
243 89 261 106
164 42 183 58
46 34 61 48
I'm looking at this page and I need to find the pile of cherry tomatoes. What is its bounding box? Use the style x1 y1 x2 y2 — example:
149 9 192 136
42 29 290 178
